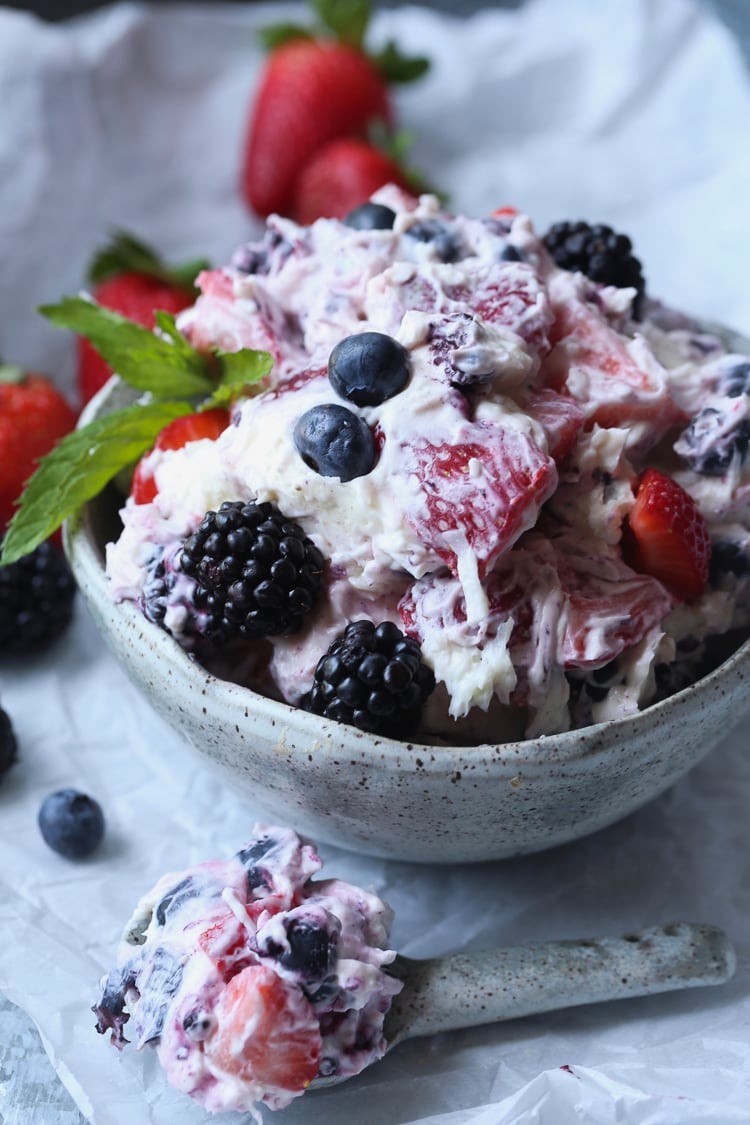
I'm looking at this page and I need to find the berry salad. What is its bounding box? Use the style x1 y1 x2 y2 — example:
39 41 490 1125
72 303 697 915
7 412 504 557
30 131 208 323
93 824 401 1116
102 188 750 743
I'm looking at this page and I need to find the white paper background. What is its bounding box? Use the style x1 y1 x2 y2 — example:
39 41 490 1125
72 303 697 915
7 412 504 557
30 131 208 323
1 2 750 1123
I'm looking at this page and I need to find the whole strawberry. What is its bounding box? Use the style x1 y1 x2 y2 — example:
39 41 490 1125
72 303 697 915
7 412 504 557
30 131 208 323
291 137 418 224
0 365 76 536
242 0 429 219
78 232 208 408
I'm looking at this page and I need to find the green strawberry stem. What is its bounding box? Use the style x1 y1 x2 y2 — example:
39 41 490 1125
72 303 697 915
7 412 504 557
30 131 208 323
261 0 429 83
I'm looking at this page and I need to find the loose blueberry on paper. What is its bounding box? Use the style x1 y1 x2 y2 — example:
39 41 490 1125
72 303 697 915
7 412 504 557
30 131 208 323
38 788 105 859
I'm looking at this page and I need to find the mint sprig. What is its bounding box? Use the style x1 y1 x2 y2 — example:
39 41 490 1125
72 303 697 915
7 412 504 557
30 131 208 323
0 299 274 567
40 298 213 398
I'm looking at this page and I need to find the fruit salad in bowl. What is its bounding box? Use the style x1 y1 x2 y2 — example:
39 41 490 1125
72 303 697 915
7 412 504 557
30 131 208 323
13 188 750 861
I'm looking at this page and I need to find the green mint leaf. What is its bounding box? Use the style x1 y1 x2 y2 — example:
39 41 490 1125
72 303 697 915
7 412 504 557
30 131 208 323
208 348 274 408
39 297 213 399
88 230 208 294
372 40 430 84
313 0 370 48
260 22 313 50
0 401 194 566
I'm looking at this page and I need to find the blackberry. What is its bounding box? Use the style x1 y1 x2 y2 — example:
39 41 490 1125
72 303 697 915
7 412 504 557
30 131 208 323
305 619 435 737
179 500 324 643
0 705 17 782
542 221 646 315
0 540 76 655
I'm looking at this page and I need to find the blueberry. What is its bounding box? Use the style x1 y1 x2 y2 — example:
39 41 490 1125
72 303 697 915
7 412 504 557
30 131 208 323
38 788 105 859
722 362 750 398
344 202 396 231
0 705 17 782
328 332 411 407
294 404 376 481
154 876 197 925
406 219 461 262
278 919 336 977
237 833 276 892
499 244 524 262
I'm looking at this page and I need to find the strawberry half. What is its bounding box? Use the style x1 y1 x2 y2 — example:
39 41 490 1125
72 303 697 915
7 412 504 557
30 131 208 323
291 136 417 224
130 408 230 505
623 468 711 602
77 232 207 409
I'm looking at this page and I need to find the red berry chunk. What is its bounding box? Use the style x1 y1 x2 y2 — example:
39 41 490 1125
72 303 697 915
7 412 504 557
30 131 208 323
623 468 711 602
130 408 230 505
545 288 685 440
400 423 557 582
205 963 321 1093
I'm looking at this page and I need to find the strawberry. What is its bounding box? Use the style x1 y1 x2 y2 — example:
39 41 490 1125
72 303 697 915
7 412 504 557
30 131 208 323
623 468 711 602
291 137 417 224
77 232 208 408
205 963 321 1094
130 408 230 505
0 365 76 537
400 422 558 586
241 0 429 218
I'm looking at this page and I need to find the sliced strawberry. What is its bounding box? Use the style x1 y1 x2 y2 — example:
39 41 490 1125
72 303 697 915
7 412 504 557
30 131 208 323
242 39 393 218
291 137 416 224
400 422 557 582
544 282 685 440
521 387 585 465
206 963 321 1093
623 468 711 602
180 268 289 371
444 263 554 358
130 408 230 505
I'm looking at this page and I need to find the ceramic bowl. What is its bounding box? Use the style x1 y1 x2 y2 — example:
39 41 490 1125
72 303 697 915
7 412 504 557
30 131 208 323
65 353 750 864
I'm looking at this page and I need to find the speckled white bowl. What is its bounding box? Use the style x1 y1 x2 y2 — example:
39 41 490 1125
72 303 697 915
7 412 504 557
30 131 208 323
65 357 750 864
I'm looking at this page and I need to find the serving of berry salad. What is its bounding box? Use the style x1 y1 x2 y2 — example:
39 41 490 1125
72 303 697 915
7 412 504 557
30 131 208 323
8 189 750 746
94 824 401 1118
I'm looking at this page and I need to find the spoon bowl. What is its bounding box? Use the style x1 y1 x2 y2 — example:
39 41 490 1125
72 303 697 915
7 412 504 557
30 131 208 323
312 921 735 1088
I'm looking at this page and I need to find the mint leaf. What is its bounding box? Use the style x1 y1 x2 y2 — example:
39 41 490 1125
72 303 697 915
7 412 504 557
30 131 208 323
0 401 193 565
313 0 370 48
39 298 213 399
259 22 313 50
88 230 208 293
209 348 274 408
372 40 430 84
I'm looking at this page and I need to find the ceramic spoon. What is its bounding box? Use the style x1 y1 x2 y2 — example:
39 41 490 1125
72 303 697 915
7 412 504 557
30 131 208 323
312 921 735 1089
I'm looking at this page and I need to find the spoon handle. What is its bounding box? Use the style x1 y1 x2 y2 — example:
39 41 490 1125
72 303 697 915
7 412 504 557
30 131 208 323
388 922 735 1045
